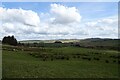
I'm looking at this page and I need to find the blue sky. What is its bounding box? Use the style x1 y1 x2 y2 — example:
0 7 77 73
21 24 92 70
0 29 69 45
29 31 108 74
2 2 118 19
0 2 118 40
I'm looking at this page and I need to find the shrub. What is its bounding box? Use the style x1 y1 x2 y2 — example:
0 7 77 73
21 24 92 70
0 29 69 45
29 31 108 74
77 56 80 58
118 61 120 64
82 57 91 61
73 56 76 58
93 57 100 61
105 60 109 63
88 58 91 61
51 58 53 61
113 60 116 63
43 58 46 61
61 56 65 60
66 57 69 60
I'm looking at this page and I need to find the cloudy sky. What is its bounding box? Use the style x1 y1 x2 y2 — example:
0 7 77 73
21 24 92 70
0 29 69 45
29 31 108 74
0 2 118 40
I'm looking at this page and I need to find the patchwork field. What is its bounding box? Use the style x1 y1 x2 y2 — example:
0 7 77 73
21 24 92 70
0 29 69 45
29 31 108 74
2 45 120 78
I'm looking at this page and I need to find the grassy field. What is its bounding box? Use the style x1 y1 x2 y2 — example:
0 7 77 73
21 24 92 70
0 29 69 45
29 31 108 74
2 45 120 78
19 39 80 43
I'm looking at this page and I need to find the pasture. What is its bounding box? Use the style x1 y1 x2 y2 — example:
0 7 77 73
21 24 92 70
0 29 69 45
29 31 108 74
2 45 120 78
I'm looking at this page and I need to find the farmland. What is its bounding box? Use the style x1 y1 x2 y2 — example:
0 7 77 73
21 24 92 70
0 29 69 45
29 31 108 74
2 42 120 78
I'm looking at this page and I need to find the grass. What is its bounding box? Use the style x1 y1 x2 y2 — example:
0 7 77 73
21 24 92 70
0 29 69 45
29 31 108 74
2 46 119 78
19 39 80 43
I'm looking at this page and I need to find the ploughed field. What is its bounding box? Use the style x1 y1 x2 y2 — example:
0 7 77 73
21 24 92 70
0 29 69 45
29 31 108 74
2 45 120 78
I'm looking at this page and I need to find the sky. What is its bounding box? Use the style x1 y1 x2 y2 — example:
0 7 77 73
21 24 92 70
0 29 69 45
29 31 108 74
0 2 118 40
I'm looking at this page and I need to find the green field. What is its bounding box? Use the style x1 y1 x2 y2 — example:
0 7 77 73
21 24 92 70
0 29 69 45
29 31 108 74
19 39 80 43
2 45 120 78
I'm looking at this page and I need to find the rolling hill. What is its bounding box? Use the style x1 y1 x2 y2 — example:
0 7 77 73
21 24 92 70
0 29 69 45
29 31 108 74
19 39 80 43
79 38 119 47
18 38 119 50
19 38 119 46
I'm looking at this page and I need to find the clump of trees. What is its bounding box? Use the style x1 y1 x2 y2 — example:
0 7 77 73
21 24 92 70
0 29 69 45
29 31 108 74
0 40 1 44
54 40 62 43
2 35 17 46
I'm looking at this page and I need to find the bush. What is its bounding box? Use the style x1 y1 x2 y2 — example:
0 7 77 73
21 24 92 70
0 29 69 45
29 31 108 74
54 41 62 43
82 57 91 61
113 60 116 63
93 57 100 61
66 57 69 60
105 60 109 63
88 58 91 61
118 61 120 64
51 58 53 61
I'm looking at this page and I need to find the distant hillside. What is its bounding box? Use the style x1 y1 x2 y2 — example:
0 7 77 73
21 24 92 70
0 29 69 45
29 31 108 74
19 38 119 49
18 38 119 50
19 40 44 43
19 39 80 43
79 38 119 47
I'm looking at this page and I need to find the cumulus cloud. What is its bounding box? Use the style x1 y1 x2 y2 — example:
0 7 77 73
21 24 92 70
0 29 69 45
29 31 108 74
0 7 42 40
0 7 40 27
86 16 117 30
50 4 81 24
0 3 118 40
85 16 118 38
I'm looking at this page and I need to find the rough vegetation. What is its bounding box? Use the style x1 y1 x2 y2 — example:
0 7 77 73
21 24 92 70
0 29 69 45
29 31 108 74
2 36 120 78
2 44 120 78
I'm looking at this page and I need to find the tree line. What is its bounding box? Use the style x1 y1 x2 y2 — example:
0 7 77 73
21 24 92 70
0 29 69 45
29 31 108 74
1 35 119 50
2 35 17 46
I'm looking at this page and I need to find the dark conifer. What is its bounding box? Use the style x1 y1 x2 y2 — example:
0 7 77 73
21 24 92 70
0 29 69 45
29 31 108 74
2 35 17 46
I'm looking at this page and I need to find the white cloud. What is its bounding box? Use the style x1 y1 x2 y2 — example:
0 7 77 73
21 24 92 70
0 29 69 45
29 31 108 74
85 16 118 38
50 4 81 24
0 7 40 27
0 7 42 40
0 4 118 40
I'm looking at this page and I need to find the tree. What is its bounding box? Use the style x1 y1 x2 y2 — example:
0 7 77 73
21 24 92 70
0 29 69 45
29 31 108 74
0 40 1 44
73 42 81 47
2 35 17 46
54 40 62 43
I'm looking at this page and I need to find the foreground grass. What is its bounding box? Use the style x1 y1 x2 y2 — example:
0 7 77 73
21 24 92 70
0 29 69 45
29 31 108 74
2 50 119 78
